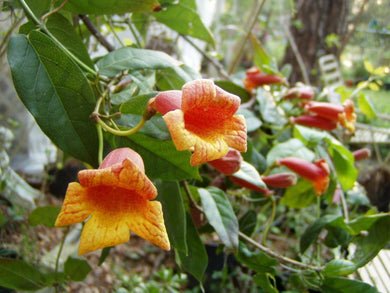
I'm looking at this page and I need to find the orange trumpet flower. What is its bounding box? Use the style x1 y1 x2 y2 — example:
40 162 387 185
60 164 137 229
276 157 330 196
154 79 247 166
55 148 170 255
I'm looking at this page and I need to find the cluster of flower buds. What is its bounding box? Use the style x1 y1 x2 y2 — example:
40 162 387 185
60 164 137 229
243 66 286 92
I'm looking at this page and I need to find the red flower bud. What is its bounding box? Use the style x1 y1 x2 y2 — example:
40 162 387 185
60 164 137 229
229 176 275 196
243 66 285 92
208 149 243 175
262 172 298 188
352 148 371 161
276 157 330 196
99 147 144 172
283 86 315 100
153 90 182 115
290 115 338 131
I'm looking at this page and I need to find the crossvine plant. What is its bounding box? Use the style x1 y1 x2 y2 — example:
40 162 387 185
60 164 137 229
0 0 388 292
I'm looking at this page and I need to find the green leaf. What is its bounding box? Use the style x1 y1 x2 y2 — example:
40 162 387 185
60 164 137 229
323 259 357 277
154 0 215 45
46 14 94 69
352 215 390 268
61 0 161 14
8 33 99 167
293 125 327 145
237 109 262 132
266 138 315 166
232 161 266 189
156 181 187 254
253 273 279 293
357 93 376 119
249 34 275 75
256 89 286 126
64 257 92 282
120 92 158 115
98 247 112 266
0 258 46 291
109 133 200 181
239 210 257 236
97 47 183 77
198 187 239 252
156 65 200 90
348 213 390 235
236 242 278 274
24 0 50 19
28 206 61 228
280 178 316 209
176 213 208 283
214 80 251 103
321 277 379 293
326 137 357 190
242 138 267 173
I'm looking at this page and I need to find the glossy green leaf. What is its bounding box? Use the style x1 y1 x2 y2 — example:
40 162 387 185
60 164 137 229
120 92 158 115
28 206 61 228
199 187 239 252
348 213 390 235
214 80 251 103
242 138 267 173
0 258 46 291
154 0 215 45
237 109 262 132
46 14 94 69
8 33 99 167
257 88 286 126
323 259 357 277
239 210 257 236
253 273 278 293
266 138 315 166
156 181 187 254
293 125 327 145
232 161 266 189
357 93 376 119
324 225 351 248
64 257 92 282
280 178 316 209
109 133 200 181
321 277 379 293
24 0 50 18
97 47 184 77
300 215 352 254
176 213 208 283
236 242 278 274
326 137 357 190
60 0 161 14
352 215 390 268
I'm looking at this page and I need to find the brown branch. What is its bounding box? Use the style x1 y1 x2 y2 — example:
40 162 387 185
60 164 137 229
79 14 115 52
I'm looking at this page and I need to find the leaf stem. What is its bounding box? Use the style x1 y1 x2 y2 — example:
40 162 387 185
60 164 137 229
54 226 70 291
96 124 104 165
40 0 69 22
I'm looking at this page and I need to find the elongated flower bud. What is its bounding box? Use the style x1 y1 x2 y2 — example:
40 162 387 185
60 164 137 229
290 115 338 131
262 172 298 188
208 149 243 175
276 157 330 196
229 176 275 196
153 90 182 115
243 66 285 92
352 148 371 161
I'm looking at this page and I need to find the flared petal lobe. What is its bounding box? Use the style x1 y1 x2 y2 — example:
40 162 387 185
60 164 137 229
160 79 247 166
55 148 170 255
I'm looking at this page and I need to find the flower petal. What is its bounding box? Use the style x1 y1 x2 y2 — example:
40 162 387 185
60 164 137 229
163 109 196 151
125 200 170 251
55 182 90 227
222 115 247 152
78 158 157 200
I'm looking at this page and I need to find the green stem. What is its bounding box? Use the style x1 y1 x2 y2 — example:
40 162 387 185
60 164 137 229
262 195 276 244
54 226 70 291
96 124 104 165
96 115 147 136
18 0 97 77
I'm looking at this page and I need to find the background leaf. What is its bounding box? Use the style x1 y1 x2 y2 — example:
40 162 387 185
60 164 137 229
156 181 188 254
266 138 315 166
236 243 278 274
8 33 99 167
323 259 357 277
60 0 161 14
28 206 61 228
199 187 239 252
280 178 316 209
321 277 379 293
0 258 47 291
64 257 92 282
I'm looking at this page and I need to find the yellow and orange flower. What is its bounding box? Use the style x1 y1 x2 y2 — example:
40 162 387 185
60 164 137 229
153 79 247 166
55 148 170 255
276 157 330 196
